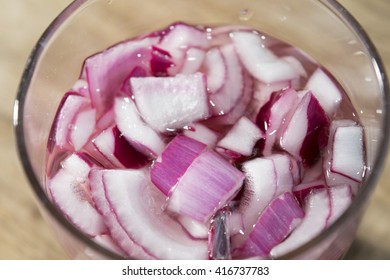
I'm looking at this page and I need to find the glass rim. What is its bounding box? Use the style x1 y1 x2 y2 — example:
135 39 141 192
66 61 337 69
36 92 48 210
13 0 390 259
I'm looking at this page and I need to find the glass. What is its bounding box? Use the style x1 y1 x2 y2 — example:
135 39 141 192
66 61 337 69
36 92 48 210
14 0 389 259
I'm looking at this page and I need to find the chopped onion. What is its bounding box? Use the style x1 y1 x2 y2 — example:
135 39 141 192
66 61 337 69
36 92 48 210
217 116 263 157
231 31 298 83
48 154 107 237
114 97 166 157
167 148 244 223
270 189 331 258
237 192 304 258
151 135 207 196
131 73 210 132
305 68 342 117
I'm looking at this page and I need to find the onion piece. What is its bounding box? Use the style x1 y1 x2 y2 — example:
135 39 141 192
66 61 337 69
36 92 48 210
150 46 174 77
204 47 227 93
270 189 331 258
293 180 327 205
70 108 96 151
231 31 298 83
252 80 292 115
89 169 155 259
279 91 329 166
235 157 277 246
151 135 207 196
92 125 150 169
48 154 107 237
237 192 304 258
179 47 206 74
327 184 353 226
305 68 342 117
268 154 297 196
330 126 365 182
177 216 209 240
167 148 245 223
85 37 158 116
183 123 219 148
158 22 210 75
71 79 89 96
256 88 299 155
217 116 263 157
131 73 210 132
102 169 209 259
48 93 91 152
324 120 365 190
210 71 254 126
209 44 243 116
114 97 165 157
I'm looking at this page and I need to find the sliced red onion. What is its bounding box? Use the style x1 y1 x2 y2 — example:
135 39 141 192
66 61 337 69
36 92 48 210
89 169 155 259
231 31 298 83
217 116 263 157
85 37 158 116
305 68 342 117
252 80 291 115
92 125 150 169
167 148 245 223
268 154 296 196
273 46 318 78
114 97 165 157
279 91 329 166
183 123 219 147
48 154 107 237
150 46 174 77
324 120 364 189
120 66 149 97
102 169 208 259
179 47 206 74
235 157 277 246
292 180 327 205
70 108 96 151
151 135 207 196
71 79 89 96
158 22 210 75
237 192 304 258
131 73 210 132
48 93 91 152
270 189 331 258
95 108 115 132
204 47 227 93
210 71 254 126
280 56 307 78
256 88 299 155
330 125 365 182
327 184 353 226
209 44 243 116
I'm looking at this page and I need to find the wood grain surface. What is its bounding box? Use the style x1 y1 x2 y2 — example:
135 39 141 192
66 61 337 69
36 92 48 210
0 0 389 259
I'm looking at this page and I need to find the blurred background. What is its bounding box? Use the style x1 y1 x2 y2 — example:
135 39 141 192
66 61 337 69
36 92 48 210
0 0 389 259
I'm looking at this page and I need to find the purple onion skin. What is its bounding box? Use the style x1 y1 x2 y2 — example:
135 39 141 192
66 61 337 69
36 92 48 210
255 90 282 133
150 46 174 77
151 135 207 196
47 91 84 153
300 94 330 167
112 126 151 169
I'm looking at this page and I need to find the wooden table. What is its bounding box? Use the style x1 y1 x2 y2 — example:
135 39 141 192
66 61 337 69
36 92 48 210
1 0 389 259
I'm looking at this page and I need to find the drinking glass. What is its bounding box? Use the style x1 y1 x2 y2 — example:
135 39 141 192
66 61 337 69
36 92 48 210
14 0 389 259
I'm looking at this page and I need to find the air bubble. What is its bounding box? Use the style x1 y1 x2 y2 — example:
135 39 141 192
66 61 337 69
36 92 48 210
239 9 253 21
